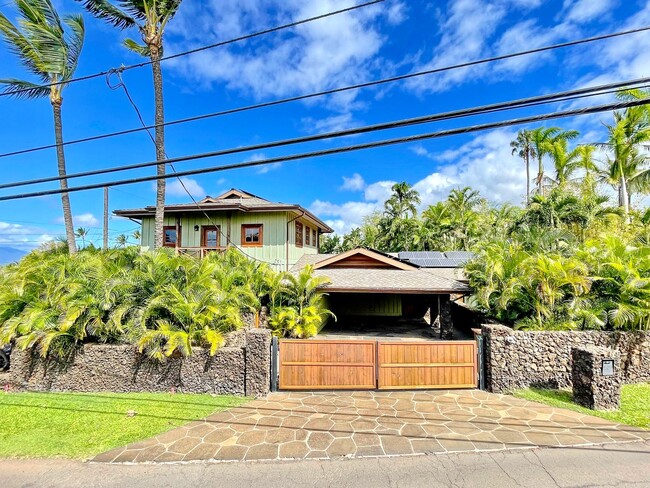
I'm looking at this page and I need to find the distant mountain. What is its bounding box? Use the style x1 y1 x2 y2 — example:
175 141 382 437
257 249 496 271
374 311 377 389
0 247 27 265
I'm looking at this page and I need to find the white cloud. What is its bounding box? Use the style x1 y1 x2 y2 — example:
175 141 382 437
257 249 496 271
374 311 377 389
562 0 616 23
302 113 358 134
364 180 396 203
166 0 403 113
57 213 100 227
309 129 528 232
164 178 206 198
0 221 57 250
310 199 381 234
340 173 366 191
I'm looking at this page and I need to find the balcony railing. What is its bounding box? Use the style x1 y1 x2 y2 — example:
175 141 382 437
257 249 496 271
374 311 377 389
176 246 227 259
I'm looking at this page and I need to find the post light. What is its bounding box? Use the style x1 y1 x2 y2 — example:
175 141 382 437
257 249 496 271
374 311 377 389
194 224 199 231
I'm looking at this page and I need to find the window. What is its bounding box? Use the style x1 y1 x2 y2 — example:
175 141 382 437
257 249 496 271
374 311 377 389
312 229 317 248
305 226 311 246
295 222 303 247
242 224 263 246
163 226 180 247
202 226 220 248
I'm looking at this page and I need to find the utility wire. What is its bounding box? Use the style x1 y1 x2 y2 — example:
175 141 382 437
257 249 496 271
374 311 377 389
110 71 281 267
3 27 650 160
1 97 648 202
0 0 384 97
2 76 649 190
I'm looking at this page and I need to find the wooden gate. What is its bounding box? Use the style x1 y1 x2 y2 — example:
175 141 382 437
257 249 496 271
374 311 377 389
278 340 376 390
278 339 477 390
377 341 477 390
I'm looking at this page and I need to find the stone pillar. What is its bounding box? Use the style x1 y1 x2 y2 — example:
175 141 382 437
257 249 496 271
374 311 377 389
439 294 453 340
572 346 621 410
245 328 271 397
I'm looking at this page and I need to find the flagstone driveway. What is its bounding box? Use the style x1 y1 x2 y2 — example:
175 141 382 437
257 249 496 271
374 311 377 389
93 390 648 464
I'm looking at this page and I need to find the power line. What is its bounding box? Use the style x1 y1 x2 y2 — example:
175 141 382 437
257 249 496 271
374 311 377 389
111 71 281 267
3 27 650 161
2 76 649 190
1 97 648 202
0 0 384 97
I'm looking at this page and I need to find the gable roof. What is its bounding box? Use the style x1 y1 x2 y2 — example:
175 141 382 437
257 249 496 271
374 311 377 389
312 248 417 271
311 268 470 294
292 248 470 294
114 188 333 233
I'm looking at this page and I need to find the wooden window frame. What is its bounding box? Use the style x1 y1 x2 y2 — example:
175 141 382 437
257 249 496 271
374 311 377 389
295 222 304 248
305 225 311 246
312 229 317 248
163 225 180 248
201 225 221 248
241 224 263 247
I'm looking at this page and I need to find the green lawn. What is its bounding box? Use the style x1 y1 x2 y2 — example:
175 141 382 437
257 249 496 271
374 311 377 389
0 391 247 458
513 383 650 429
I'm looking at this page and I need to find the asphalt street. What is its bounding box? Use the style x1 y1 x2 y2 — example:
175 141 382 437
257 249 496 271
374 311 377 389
2 441 650 488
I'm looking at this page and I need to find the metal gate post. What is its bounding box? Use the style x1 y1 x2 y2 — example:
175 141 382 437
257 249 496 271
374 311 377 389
270 336 279 392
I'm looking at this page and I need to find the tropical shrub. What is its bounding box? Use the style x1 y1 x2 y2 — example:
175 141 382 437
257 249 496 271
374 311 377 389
268 266 335 338
0 247 333 360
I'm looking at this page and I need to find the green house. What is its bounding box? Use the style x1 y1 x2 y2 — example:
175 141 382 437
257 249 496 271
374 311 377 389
114 189 333 270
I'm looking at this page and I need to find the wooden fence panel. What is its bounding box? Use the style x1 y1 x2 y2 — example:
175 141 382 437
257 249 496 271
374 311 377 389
279 340 376 390
377 341 477 390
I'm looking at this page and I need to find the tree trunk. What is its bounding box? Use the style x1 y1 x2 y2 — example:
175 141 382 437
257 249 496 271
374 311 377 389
621 176 630 224
150 46 166 249
52 100 77 254
525 152 530 205
537 155 544 195
103 186 109 250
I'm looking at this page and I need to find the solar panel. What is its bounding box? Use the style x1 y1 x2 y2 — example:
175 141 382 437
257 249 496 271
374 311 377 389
398 251 444 260
444 251 474 259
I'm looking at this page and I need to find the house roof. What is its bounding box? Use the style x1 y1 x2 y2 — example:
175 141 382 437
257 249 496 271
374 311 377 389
113 188 334 233
292 248 470 294
311 268 470 294
312 248 417 271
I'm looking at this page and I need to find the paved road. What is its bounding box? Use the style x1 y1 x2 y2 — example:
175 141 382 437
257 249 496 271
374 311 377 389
3 441 650 488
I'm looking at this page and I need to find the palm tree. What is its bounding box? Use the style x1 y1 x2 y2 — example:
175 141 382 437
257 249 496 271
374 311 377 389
530 128 579 195
115 234 128 247
511 130 536 204
599 107 650 222
78 0 183 249
75 227 89 248
0 0 84 254
384 182 421 219
548 139 580 186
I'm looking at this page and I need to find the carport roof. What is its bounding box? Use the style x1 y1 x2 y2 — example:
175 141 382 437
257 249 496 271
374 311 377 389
292 250 470 293
311 267 470 294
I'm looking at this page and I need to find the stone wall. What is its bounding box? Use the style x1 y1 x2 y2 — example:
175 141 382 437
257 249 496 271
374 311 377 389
482 324 650 393
3 328 271 397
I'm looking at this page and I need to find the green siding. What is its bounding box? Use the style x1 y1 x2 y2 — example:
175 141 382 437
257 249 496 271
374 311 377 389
138 211 321 270
329 294 403 317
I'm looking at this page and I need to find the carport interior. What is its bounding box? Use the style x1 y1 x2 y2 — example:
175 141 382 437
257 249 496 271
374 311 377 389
318 292 466 341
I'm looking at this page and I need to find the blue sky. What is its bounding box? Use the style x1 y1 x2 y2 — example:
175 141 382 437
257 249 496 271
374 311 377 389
0 0 649 249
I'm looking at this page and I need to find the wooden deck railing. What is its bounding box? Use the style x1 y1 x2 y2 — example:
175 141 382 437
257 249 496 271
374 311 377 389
176 247 227 258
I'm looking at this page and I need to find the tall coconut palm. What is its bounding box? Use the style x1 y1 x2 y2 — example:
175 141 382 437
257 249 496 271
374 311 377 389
0 0 83 254
78 0 183 249
510 129 536 204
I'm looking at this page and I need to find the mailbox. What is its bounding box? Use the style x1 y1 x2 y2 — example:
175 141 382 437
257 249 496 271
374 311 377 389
601 359 614 376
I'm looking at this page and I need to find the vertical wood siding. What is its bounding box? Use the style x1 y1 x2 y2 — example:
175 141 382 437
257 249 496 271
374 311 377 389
139 211 320 269
377 341 477 389
279 340 377 390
